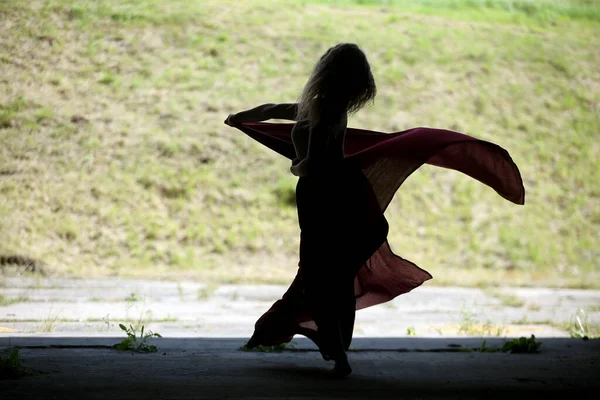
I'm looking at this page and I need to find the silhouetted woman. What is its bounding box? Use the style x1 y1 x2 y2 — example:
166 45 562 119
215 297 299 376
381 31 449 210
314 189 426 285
225 43 382 376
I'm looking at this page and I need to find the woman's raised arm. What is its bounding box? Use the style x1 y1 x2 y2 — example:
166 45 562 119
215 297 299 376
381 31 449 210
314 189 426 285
225 103 298 126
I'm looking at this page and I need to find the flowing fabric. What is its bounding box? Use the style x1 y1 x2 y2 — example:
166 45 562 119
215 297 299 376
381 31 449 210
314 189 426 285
233 122 525 348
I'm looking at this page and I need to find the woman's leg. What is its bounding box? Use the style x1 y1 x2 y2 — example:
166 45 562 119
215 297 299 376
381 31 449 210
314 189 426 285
339 274 357 351
302 254 353 377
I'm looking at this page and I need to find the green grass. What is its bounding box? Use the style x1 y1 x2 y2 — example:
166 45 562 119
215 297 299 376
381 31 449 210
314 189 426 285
485 289 525 307
197 283 218 300
458 305 507 336
124 293 140 302
0 295 30 306
312 0 600 26
36 311 61 332
511 317 553 326
0 0 598 287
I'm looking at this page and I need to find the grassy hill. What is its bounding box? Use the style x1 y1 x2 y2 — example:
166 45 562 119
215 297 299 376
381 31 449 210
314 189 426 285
1 0 598 287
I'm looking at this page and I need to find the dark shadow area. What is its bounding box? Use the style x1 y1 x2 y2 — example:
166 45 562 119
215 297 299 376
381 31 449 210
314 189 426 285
1 337 598 399
2 336 597 350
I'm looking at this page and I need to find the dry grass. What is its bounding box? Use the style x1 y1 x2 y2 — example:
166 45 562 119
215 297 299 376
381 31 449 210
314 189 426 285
0 0 598 287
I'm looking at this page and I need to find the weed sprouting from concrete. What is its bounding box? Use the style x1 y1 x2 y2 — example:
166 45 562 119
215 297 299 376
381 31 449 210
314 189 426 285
197 284 218 300
114 324 162 353
501 335 542 353
36 309 60 332
101 314 112 332
568 309 592 340
124 293 140 302
477 340 501 353
455 337 542 353
238 341 296 353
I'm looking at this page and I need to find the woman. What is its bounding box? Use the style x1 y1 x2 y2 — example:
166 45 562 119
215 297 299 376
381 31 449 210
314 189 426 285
225 43 383 376
224 43 525 377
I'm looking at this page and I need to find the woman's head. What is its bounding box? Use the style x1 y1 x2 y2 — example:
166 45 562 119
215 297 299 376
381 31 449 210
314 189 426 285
297 43 376 121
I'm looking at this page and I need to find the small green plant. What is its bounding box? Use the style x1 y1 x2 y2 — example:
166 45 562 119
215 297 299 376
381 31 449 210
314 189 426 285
501 335 542 353
197 283 218 300
124 293 139 302
406 326 417 336
101 314 112 332
114 324 162 353
477 340 500 353
569 309 590 340
239 342 290 353
37 310 60 332
0 348 35 378
479 340 487 352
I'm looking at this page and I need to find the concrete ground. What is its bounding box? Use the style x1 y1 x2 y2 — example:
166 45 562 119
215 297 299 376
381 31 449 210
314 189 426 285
1 277 600 398
2 277 599 337
1 336 599 399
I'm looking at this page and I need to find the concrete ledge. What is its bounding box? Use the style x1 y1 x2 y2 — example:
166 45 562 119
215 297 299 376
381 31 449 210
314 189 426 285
2 335 599 354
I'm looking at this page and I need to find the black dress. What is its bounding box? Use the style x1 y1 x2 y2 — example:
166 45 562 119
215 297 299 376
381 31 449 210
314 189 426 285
295 156 389 356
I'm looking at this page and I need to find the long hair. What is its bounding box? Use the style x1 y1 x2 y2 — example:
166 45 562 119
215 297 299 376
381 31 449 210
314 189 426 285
296 43 376 122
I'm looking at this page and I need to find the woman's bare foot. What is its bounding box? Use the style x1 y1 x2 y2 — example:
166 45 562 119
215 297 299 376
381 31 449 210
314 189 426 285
332 353 352 377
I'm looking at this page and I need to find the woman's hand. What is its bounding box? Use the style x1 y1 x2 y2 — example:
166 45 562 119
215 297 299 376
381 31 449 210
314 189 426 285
224 114 239 126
